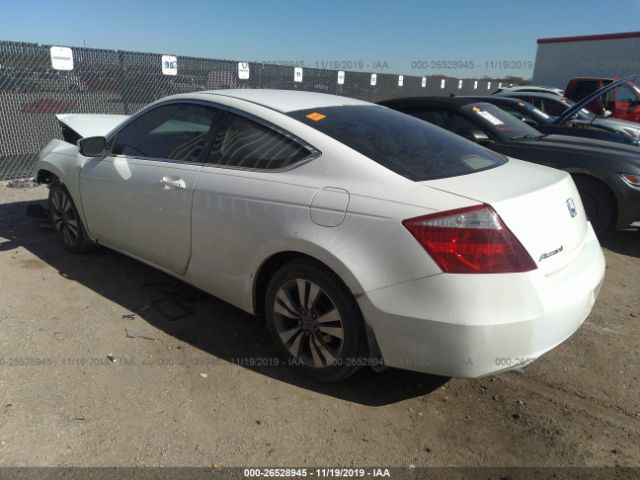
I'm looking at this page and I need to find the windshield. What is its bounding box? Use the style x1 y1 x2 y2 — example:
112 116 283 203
460 103 544 140
288 105 506 181
563 98 595 121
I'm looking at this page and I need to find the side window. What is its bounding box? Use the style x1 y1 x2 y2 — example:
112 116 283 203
540 99 567 116
499 105 528 122
411 109 448 128
413 109 485 135
444 112 485 135
616 84 637 103
112 104 221 162
573 81 599 100
207 113 311 170
525 97 543 109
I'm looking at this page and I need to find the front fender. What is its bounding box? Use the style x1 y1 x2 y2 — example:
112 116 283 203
33 140 89 233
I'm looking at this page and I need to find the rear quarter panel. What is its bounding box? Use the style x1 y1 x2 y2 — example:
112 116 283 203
181 113 476 313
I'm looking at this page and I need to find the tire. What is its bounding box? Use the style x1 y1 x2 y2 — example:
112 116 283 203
573 176 615 235
265 260 367 382
48 183 96 253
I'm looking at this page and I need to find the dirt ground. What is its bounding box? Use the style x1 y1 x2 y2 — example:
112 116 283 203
0 181 639 471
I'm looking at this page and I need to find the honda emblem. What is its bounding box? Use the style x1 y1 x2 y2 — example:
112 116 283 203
566 198 577 218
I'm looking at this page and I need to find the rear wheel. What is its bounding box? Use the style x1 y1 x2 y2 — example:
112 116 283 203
265 260 367 382
49 183 96 253
573 176 614 235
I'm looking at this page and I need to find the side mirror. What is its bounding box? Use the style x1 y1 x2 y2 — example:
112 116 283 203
462 130 492 145
78 136 107 157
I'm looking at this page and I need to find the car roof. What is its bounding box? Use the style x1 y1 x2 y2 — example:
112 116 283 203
499 85 562 91
192 89 371 113
494 91 568 101
379 96 491 111
570 77 613 82
464 96 525 106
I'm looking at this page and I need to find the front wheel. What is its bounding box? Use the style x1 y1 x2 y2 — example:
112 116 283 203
49 183 96 253
265 260 367 382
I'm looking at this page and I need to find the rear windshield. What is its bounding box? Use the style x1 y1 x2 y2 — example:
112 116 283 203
458 103 544 140
288 105 506 181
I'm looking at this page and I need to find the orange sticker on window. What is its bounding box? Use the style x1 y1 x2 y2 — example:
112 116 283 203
306 112 326 121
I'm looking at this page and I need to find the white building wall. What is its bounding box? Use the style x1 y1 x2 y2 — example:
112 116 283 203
532 36 640 88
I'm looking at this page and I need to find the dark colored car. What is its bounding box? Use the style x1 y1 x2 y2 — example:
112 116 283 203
493 92 640 143
378 96 640 233
467 96 638 146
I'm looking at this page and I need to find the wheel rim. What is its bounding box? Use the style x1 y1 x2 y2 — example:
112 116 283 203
272 279 344 368
50 189 79 246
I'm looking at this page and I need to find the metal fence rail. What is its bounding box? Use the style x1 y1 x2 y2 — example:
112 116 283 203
0 40 501 180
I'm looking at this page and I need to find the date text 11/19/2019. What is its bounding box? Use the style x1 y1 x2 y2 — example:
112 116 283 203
410 60 533 70
243 468 391 477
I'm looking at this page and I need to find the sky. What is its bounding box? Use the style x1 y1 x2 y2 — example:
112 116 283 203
2 0 640 79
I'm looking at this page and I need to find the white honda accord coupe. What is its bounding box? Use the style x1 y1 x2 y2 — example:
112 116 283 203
33 89 605 381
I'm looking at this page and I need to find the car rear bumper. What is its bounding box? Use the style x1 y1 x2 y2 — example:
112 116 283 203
358 223 605 378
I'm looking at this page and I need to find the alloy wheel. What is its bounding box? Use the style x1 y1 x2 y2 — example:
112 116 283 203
50 189 79 246
272 279 345 368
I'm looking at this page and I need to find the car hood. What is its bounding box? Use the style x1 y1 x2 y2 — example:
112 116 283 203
517 134 640 159
56 113 129 139
593 117 640 135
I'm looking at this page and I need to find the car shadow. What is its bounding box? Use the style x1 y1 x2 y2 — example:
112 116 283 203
599 227 640 259
0 199 448 406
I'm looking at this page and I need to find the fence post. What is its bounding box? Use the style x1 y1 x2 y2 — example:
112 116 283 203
117 50 129 115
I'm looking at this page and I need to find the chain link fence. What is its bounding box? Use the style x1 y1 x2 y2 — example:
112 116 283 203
0 40 502 180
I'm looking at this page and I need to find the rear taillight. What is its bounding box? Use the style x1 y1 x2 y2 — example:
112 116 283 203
403 204 536 274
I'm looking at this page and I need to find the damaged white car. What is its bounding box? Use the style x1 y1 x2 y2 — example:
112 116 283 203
33 89 605 381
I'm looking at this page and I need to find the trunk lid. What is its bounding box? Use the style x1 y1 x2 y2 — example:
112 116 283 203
421 158 589 274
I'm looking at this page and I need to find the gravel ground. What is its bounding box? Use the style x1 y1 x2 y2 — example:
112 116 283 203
0 182 639 472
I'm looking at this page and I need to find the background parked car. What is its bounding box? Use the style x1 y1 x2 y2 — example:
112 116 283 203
492 85 564 96
493 92 640 142
472 96 640 146
379 96 640 234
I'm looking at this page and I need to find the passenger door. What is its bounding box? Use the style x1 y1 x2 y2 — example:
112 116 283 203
80 102 224 275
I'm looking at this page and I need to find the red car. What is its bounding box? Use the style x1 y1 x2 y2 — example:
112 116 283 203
565 76 640 123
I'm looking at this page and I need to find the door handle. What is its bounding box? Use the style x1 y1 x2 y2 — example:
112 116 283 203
161 176 186 190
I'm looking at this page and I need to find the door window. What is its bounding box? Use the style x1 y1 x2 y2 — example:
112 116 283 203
616 84 638 103
538 98 567 116
572 81 599 100
499 105 539 125
112 103 222 162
